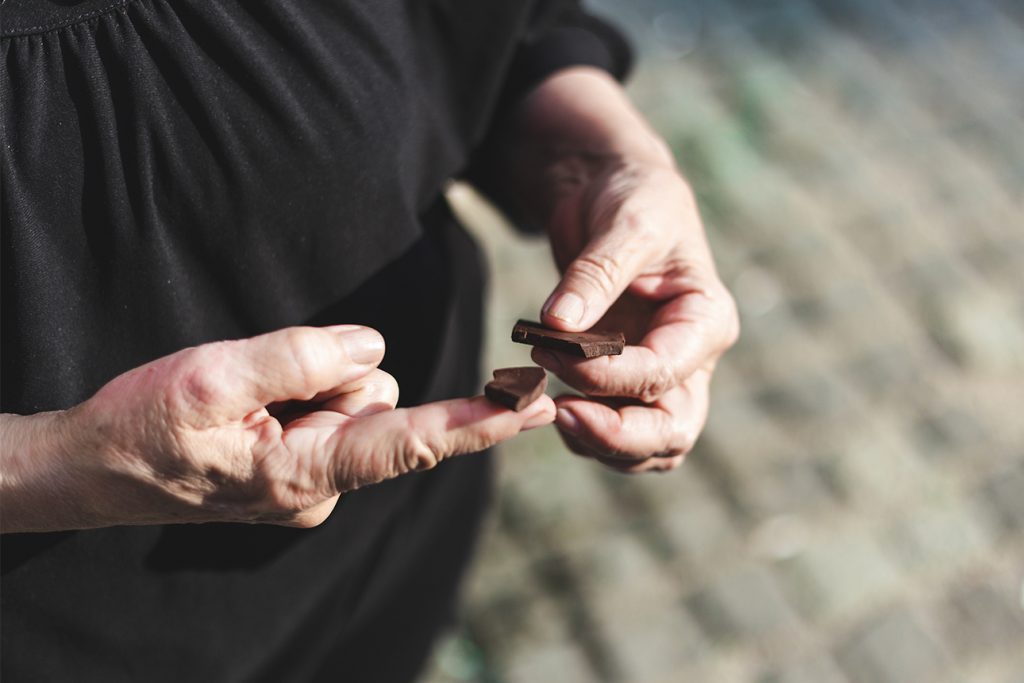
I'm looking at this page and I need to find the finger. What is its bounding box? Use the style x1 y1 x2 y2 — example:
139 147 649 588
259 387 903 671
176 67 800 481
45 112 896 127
320 369 400 417
558 420 685 474
329 394 556 491
541 224 655 332
275 495 341 529
533 288 736 402
556 423 597 459
596 453 685 474
553 370 711 461
181 325 386 418
533 344 677 403
267 369 399 423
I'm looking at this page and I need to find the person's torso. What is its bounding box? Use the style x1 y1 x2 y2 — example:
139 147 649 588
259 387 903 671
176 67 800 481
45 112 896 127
1 3 522 678
1 0 533 413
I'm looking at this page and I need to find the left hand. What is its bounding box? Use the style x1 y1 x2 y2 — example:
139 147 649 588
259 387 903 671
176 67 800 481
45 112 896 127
535 160 738 473
510 68 739 473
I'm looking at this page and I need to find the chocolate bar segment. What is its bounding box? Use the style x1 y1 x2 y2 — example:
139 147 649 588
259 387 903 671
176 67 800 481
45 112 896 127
484 367 548 412
511 319 625 358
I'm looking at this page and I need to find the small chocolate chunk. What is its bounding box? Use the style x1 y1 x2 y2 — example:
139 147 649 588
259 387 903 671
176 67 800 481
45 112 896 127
484 367 548 412
511 319 625 358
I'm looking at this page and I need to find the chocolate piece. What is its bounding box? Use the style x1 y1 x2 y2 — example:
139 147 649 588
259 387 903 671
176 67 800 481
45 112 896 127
511 319 625 358
484 367 548 411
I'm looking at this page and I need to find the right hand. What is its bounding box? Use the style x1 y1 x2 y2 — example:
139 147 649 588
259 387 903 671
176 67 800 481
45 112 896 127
7 325 554 531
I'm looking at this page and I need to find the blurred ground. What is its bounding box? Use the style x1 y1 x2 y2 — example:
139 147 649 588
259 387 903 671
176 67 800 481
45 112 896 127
422 1 1024 681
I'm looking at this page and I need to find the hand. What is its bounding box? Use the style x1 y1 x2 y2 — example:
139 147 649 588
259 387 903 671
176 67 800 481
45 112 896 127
536 162 737 473
1 326 554 532
508 68 738 473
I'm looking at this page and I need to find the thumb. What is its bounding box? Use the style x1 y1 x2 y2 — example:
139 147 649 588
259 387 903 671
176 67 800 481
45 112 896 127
541 230 650 332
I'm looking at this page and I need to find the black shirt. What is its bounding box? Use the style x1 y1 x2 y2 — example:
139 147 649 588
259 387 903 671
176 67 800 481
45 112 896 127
0 1 629 680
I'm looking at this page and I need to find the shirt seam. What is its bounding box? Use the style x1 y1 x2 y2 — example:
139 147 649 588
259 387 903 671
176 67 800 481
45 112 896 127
1 0 139 39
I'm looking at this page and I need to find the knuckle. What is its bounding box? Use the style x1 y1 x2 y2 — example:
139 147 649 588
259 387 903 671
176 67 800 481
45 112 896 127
177 369 220 409
591 433 620 457
651 456 686 473
475 422 508 448
173 345 231 409
620 208 659 241
261 480 302 515
590 424 634 460
636 365 675 403
251 455 309 515
571 363 611 396
569 253 624 296
398 432 440 475
284 327 326 372
660 256 693 282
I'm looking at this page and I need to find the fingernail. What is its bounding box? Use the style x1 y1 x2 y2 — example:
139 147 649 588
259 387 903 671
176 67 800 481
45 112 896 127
543 292 585 326
533 350 563 373
339 328 385 364
522 405 554 431
556 407 580 434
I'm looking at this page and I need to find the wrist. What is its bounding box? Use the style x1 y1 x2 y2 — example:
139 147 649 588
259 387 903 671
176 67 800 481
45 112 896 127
506 67 676 226
517 67 675 168
0 407 112 533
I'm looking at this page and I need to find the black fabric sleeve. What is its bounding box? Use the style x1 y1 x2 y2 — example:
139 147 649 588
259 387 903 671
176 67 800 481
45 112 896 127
459 3 633 227
498 2 633 111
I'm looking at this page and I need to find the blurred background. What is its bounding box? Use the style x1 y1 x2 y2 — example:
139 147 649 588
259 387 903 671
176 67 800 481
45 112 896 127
425 1 1024 681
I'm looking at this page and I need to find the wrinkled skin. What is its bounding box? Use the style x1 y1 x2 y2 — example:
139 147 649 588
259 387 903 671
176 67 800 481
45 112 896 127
1 326 554 532
0 66 736 533
510 68 739 473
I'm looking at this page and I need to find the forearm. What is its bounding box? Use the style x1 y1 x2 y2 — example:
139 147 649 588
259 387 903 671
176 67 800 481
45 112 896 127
0 410 105 533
